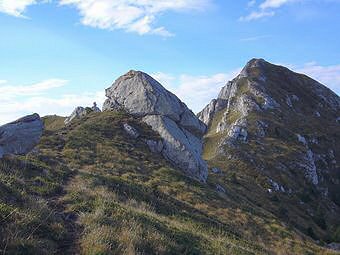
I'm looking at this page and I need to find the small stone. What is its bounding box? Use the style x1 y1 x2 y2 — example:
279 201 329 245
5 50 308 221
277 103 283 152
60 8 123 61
211 167 221 174
297 134 307 146
123 123 140 139
216 184 226 193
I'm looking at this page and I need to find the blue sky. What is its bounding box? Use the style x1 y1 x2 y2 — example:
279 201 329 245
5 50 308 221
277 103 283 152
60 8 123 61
0 0 340 123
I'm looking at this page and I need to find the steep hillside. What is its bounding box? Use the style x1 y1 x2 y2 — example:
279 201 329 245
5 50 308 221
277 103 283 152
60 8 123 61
1 110 337 255
199 59 340 245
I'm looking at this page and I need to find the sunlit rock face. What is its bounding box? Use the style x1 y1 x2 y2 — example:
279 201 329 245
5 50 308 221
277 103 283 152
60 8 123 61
103 70 208 182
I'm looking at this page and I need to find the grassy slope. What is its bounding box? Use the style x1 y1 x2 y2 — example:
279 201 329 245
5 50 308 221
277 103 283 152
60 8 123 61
0 111 337 255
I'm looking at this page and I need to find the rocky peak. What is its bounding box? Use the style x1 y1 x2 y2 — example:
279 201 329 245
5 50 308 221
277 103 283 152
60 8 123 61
198 59 340 241
198 59 340 191
103 70 208 182
239 58 268 77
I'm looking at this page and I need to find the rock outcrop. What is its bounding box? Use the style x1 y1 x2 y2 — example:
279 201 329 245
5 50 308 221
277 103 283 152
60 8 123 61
0 114 43 158
65 102 102 125
103 70 208 182
64 106 87 125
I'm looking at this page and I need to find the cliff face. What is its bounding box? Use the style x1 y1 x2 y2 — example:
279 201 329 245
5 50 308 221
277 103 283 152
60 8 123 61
103 70 208 182
199 59 340 240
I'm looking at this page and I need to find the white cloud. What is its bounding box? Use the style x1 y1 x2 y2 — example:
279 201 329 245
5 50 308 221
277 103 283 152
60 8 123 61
0 79 105 125
0 79 68 99
240 0 300 21
59 0 210 36
0 0 210 36
0 0 43 17
239 10 275 21
152 70 240 113
295 62 340 94
240 35 271 41
260 0 295 9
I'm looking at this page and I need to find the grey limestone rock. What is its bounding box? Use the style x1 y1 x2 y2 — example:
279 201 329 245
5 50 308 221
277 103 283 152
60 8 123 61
65 102 101 125
211 167 221 174
0 113 43 158
103 70 208 182
145 139 164 153
216 184 226 193
123 123 140 139
142 115 207 182
64 106 87 125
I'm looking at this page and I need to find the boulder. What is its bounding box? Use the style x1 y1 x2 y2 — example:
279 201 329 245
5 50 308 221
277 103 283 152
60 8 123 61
211 167 221 174
123 123 140 139
0 113 43 158
216 184 226 193
103 70 208 182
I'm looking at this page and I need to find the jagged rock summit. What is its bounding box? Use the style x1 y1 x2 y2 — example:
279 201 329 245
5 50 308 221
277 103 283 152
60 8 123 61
0 113 43 158
200 58 339 177
103 70 208 182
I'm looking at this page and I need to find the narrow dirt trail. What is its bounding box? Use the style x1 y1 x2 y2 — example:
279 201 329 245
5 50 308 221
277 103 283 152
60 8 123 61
48 170 82 255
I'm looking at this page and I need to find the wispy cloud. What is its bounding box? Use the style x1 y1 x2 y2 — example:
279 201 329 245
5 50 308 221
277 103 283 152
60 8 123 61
240 35 271 42
0 79 105 124
240 0 300 21
0 79 68 99
247 0 257 7
259 0 296 9
239 10 275 21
